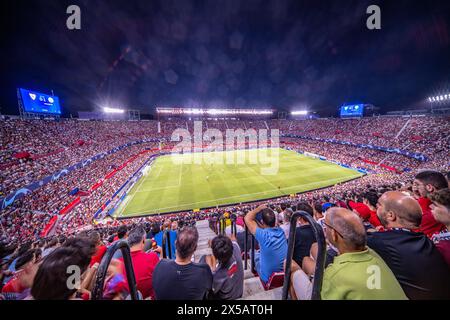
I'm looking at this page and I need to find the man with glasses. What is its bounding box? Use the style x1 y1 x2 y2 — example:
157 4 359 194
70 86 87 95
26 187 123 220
289 207 407 300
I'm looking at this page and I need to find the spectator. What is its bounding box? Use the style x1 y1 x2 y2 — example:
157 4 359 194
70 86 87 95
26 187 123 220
429 188 450 267
31 237 96 300
348 201 374 231
146 223 160 239
312 202 324 221
236 227 253 254
154 220 176 259
367 191 450 299
4 242 31 275
280 208 293 239
116 225 128 241
292 203 316 268
1 249 41 299
89 231 107 267
244 204 287 284
201 234 244 300
0 260 14 291
121 226 159 299
101 258 129 300
290 207 407 300
152 227 212 300
112 226 129 259
362 192 383 228
225 214 244 236
413 171 448 238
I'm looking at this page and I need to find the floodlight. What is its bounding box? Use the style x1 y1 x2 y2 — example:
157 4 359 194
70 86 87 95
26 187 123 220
103 107 125 113
291 110 308 115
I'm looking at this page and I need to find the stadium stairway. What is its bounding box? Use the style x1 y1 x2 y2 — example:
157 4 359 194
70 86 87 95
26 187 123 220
193 220 283 300
193 220 215 262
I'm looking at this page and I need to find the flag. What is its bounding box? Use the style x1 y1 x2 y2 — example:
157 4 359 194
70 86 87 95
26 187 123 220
41 215 61 237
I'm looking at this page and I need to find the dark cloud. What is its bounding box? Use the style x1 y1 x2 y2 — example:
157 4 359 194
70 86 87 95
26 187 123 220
1 0 450 116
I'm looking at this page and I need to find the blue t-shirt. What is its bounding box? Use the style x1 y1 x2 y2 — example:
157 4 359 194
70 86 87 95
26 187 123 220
154 230 177 259
255 227 287 283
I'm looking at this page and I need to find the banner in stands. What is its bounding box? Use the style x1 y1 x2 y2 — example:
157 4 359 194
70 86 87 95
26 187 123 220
360 158 402 173
40 215 60 237
283 134 428 162
0 138 159 210
59 197 81 215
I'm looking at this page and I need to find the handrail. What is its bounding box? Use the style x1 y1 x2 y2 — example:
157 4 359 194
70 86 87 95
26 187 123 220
91 240 139 300
216 218 221 235
166 230 172 259
244 224 248 270
251 231 256 274
230 214 237 236
162 230 173 259
243 216 256 273
217 216 226 235
282 211 326 300
222 217 226 235
162 230 167 258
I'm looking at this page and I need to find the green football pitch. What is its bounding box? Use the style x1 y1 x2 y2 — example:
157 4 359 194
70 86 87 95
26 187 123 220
114 148 363 218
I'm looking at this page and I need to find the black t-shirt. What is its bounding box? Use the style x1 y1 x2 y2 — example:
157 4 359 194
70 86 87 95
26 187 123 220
152 259 213 300
292 224 316 267
367 229 450 300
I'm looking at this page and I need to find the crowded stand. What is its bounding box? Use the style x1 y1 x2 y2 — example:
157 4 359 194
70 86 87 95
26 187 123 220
0 115 449 300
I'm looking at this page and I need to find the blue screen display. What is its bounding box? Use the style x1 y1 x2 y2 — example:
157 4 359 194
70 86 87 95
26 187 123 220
340 104 364 117
19 88 62 115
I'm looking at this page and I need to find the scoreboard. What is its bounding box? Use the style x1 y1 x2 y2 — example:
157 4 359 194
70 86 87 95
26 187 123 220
19 88 62 115
340 104 364 118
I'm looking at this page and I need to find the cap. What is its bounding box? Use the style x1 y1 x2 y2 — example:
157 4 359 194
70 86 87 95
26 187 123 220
322 202 334 213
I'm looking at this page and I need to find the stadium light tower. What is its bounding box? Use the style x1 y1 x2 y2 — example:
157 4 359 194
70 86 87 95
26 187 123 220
427 92 450 103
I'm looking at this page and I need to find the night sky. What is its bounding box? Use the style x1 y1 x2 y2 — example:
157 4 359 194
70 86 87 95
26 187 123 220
1 0 450 117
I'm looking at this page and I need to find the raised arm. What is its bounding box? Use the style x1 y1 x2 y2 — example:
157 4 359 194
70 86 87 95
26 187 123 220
244 204 267 235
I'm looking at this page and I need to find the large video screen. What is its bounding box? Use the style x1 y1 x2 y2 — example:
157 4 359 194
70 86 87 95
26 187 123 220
19 88 62 115
340 104 364 118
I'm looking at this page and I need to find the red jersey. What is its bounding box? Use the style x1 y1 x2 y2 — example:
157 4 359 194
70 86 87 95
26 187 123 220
418 197 446 238
90 245 107 267
368 209 383 228
1 277 25 294
120 250 159 299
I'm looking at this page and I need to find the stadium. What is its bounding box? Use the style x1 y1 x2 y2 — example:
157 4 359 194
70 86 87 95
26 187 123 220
1 0 450 305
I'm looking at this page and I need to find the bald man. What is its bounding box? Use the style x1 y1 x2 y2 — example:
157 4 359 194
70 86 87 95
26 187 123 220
290 207 407 300
367 191 450 300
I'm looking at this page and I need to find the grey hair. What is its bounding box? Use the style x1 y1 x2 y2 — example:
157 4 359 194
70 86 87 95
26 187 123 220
330 211 367 250
127 226 146 247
